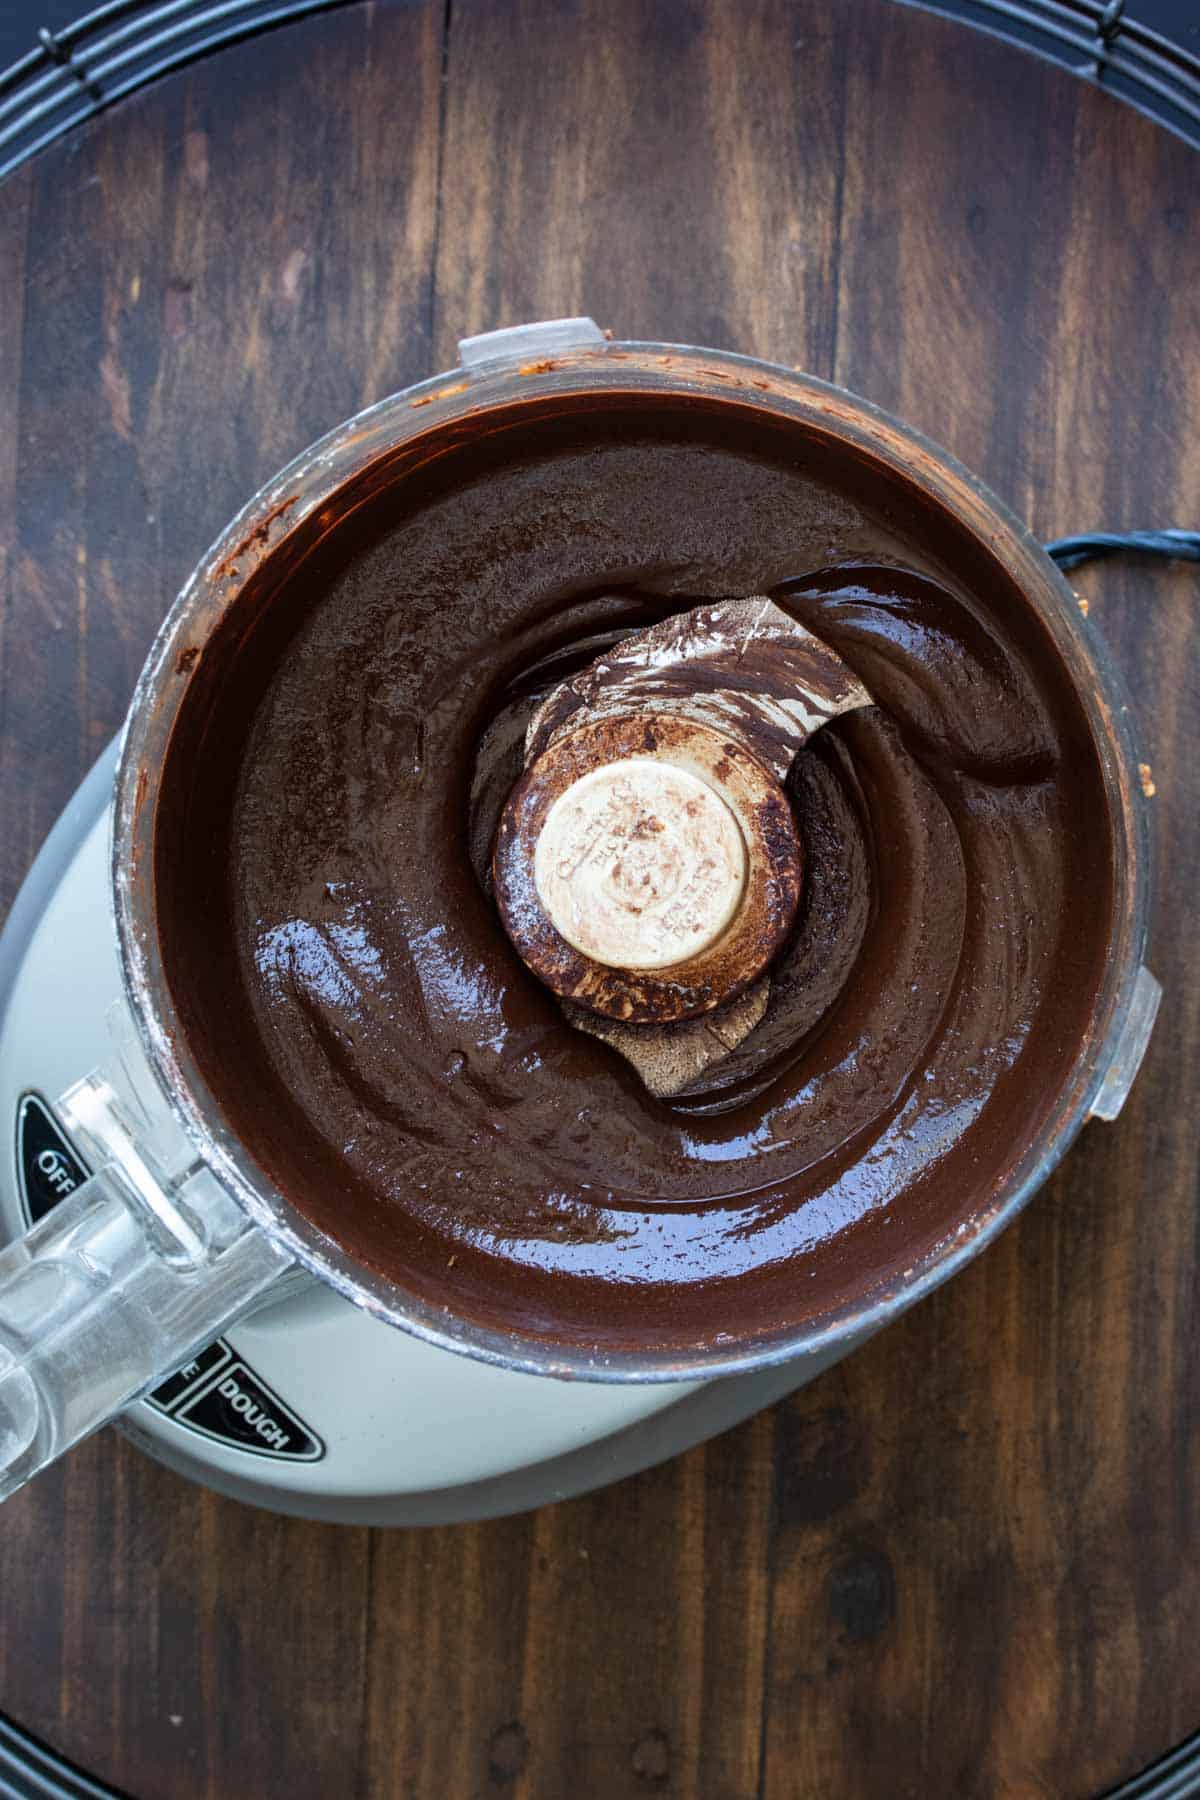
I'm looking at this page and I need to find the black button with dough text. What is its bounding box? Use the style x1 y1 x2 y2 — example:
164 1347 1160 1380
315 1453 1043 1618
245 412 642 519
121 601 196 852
174 1360 324 1460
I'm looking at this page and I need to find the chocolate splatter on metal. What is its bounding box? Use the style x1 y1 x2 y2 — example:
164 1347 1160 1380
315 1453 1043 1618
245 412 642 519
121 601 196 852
214 494 300 582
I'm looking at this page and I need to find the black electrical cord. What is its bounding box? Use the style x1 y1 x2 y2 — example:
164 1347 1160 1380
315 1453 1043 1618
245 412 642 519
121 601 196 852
1044 528 1200 572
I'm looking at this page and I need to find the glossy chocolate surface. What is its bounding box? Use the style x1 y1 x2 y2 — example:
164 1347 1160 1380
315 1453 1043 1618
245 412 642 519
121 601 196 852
153 396 1112 1352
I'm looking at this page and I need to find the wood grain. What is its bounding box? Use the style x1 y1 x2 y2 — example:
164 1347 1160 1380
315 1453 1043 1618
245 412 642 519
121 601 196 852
0 2 1197 1796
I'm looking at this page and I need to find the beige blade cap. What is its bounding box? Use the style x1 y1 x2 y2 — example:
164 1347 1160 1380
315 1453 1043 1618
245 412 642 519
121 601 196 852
533 758 747 970
494 596 873 1096
494 710 801 1026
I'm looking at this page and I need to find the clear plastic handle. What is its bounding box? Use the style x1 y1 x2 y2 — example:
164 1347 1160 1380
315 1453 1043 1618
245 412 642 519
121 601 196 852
0 1067 293 1501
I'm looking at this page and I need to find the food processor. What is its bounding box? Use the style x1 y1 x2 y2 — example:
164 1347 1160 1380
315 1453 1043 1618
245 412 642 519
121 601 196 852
0 320 1161 1525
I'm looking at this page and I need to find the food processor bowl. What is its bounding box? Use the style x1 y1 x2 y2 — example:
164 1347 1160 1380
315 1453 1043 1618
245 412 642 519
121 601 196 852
0 320 1160 1505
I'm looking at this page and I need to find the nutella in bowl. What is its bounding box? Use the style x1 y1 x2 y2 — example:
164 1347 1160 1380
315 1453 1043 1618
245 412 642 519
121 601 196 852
137 328 1149 1372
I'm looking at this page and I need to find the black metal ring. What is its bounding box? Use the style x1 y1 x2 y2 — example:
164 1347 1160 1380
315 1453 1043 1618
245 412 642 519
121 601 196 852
0 2 1195 1797
0 0 1197 182
1105 1729 1200 1798
0 1713 129 1800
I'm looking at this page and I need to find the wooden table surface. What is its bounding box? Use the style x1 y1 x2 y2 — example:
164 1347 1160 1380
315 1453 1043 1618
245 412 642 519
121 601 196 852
1 3 1197 1796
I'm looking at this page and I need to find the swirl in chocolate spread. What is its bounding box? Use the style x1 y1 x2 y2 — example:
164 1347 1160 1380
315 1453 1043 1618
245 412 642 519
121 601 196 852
153 397 1112 1351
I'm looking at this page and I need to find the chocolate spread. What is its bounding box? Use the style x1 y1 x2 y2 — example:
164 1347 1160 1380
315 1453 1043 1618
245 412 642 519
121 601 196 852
153 395 1113 1353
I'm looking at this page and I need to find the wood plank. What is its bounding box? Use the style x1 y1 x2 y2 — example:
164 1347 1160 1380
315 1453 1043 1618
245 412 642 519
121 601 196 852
433 0 847 370
0 5 441 1796
759 9 1200 1797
